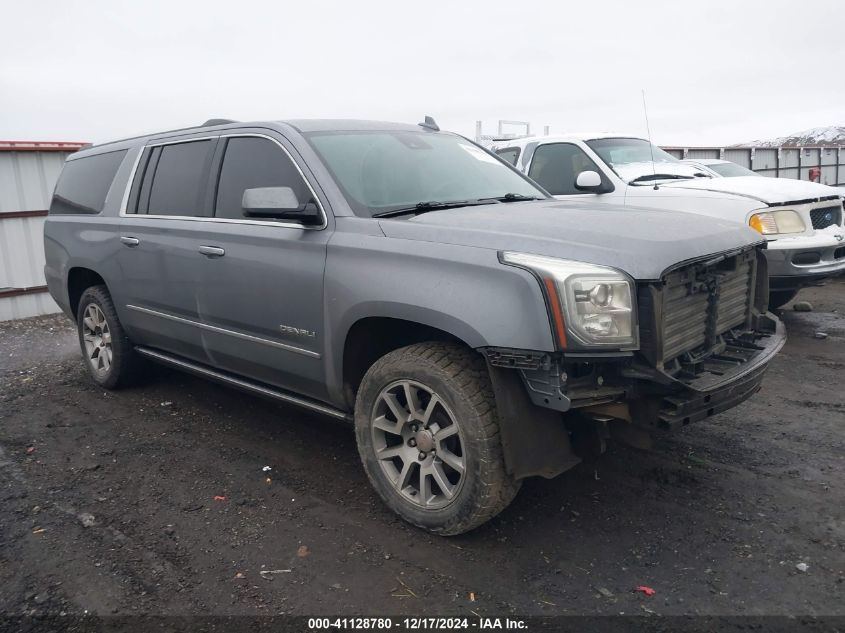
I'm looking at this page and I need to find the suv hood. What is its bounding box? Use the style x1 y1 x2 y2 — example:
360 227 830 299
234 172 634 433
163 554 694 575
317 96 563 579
659 175 844 205
379 200 763 280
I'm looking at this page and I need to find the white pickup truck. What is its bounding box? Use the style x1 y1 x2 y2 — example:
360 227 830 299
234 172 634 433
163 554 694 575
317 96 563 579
493 134 845 308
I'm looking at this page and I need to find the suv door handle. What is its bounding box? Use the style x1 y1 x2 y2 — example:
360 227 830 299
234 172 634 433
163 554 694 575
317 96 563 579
198 245 225 258
120 236 140 247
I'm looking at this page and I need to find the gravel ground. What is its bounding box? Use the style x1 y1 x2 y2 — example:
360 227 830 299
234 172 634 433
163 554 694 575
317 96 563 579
0 281 843 619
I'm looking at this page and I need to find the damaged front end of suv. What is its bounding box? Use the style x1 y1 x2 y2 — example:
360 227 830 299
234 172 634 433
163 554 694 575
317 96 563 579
485 243 785 480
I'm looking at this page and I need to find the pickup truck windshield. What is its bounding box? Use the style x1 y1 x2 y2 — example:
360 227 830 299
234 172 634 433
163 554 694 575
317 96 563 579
586 138 679 167
306 130 546 217
586 138 701 183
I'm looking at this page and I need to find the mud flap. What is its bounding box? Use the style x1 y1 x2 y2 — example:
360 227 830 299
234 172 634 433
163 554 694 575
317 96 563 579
486 363 581 480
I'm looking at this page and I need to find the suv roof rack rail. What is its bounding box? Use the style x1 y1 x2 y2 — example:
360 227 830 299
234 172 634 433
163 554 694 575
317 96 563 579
202 118 238 127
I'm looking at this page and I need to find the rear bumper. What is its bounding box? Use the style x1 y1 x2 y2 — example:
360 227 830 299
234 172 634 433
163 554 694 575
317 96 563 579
764 230 845 286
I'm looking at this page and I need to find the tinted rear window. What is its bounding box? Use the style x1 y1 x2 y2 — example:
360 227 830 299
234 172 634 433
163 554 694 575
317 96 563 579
146 140 215 216
49 150 127 215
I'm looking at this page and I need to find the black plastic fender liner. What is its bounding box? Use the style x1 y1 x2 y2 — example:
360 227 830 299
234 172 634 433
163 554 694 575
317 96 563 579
486 362 581 480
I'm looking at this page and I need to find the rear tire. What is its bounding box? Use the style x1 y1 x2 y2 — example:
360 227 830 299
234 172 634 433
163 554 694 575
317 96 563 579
768 289 799 310
354 342 520 535
76 285 142 389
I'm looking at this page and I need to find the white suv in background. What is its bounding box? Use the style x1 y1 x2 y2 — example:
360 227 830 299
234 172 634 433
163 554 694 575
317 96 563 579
493 134 845 308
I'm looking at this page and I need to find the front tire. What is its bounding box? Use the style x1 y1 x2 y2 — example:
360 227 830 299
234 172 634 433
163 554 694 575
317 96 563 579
76 285 141 389
354 342 520 535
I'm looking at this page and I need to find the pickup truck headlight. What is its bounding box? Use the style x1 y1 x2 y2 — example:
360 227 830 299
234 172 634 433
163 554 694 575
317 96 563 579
500 252 638 350
749 210 805 235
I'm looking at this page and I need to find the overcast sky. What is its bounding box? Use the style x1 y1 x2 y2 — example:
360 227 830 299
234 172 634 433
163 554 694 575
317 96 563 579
2 0 842 146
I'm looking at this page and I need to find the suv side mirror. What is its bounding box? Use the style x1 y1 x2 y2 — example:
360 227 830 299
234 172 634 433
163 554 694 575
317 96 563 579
242 187 320 223
574 170 609 193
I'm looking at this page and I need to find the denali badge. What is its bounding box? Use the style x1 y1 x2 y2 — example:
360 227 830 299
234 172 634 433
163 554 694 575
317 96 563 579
279 324 316 338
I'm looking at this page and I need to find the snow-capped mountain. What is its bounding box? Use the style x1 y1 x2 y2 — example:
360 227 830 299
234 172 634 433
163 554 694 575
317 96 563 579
742 126 845 147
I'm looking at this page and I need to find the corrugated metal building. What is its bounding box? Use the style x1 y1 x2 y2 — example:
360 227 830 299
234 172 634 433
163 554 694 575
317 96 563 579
662 145 845 187
0 141 86 321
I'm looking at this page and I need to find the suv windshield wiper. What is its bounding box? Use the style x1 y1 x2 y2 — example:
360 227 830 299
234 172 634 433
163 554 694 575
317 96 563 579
629 174 695 184
373 200 492 218
475 193 544 203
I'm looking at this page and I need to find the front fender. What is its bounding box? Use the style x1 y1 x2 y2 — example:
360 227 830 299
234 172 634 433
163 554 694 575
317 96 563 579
323 232 555 404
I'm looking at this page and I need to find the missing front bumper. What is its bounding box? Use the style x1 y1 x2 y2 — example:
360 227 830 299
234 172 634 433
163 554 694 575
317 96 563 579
639 317 786 429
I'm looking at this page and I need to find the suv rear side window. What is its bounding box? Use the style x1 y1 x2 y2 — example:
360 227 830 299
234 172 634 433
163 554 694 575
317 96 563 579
495 147 520 166
214 136 312 220
140 140 215 216
528 143 605 195
49 150 127 215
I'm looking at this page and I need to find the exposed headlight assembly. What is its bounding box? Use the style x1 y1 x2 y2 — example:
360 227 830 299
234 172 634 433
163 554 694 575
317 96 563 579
748 210 805 235
500 252 638 350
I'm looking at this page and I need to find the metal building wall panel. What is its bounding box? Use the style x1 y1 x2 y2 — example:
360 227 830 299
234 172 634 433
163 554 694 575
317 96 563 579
687 149 720 160
664 145 842 184
821 147 837 166
802 148 820 167
0 151 69 212
0 293 59 322
751 149 777 170
820 166 837 186
780 149 799 169
723 149 751 168
0 215 48 288
0 148 75 320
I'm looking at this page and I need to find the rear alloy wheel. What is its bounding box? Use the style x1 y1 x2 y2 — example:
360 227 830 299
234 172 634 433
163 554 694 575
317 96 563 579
355 342 520 535
81 303 113 376
76 285 142 389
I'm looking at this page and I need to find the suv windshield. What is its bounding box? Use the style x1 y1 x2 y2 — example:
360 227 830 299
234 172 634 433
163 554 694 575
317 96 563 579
306 130 546 217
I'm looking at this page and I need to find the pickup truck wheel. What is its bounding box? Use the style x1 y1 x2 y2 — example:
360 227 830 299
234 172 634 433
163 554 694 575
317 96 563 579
76 285 141 389
354 342 520 535
768 289 799 310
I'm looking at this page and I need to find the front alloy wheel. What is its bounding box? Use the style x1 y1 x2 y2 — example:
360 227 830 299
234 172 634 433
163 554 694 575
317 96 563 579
354 342 520 535
371 379 465 510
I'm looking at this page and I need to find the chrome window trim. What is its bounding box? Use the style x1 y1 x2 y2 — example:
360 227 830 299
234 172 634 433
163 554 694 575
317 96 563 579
126 304 321 359
118 148 146 216
119 133 328 230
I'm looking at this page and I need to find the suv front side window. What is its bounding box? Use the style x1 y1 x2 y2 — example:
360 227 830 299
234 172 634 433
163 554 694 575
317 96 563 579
214 136 313 221
527 143 605 196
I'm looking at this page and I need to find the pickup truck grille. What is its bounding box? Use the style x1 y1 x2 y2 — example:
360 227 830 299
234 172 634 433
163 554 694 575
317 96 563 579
639 249 757 366
809 205 841 230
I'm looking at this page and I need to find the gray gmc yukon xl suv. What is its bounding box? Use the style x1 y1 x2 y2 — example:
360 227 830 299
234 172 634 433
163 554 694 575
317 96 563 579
45 118 785 535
